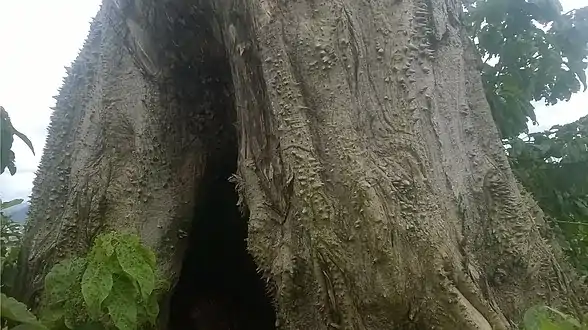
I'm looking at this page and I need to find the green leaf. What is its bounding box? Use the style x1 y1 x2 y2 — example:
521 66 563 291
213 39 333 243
95 233 116 258
11 128 35 156
105 276 138 330
1 107 34 175
62 290 87 330
81 256 113 318
63 312 75 330
72 322 104 330
138 245 156 270
0 293 45 329
39 305 65 330
7 155 16 175
523 305 584 330
1 199 23 209
10 324 48 330
115 237 154 302
44 258 87 305
144 294 159 325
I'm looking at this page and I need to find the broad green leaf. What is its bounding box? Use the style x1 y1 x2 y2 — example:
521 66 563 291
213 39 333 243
72 322 104 330
105 277 138 330
11 128 35 156
95 233 116 258
44 258 87 305
115 238 154 301
62 289 87 330
81 256 113 318
524 305 544 329
10 324 48 330
1 107 34 175
138 245 156 269
63 315 74 330
1 199 23 209
6 152 16 175
144 294 159 325
524 305 584 330
543 306 583 329
0 293 45 329
39 306 65 330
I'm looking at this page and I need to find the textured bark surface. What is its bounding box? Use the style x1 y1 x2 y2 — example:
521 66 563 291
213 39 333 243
16 0 236 311
16 0 585 329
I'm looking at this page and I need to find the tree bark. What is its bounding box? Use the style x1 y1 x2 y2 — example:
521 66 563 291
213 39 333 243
16 0 585 329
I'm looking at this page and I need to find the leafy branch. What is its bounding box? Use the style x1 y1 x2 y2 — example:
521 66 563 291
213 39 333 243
1 106 35 175
465 0 588 139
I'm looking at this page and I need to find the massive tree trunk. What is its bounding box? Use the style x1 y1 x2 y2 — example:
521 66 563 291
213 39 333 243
16 0 585 329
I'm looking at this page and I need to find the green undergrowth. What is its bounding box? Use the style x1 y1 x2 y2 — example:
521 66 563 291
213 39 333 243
0 232 164 330
523 305 588 330
1 199 24 295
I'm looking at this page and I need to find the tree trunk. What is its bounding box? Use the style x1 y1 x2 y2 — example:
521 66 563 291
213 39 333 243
16 0 585 329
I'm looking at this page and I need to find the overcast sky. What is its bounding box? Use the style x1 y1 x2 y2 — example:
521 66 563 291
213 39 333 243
1 0 587 201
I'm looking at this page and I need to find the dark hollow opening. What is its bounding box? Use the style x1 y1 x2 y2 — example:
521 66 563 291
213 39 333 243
168 152 277 330
163 5 276 329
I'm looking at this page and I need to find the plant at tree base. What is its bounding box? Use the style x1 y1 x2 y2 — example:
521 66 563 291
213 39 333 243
507 115 588 278
1 232 162 330
1 292 48 330
523 305 587 330
1 106 35 175
464 0 588 139
1 199 25 296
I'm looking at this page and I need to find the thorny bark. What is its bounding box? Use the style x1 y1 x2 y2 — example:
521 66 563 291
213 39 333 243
15 0 585 329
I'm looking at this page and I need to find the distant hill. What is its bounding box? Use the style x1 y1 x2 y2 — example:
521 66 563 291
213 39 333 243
1 202 30 223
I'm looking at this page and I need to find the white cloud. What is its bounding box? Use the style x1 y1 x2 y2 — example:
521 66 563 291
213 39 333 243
0 0 587 200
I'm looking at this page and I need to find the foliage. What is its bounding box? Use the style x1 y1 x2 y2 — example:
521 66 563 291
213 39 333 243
1 208 41 330
507 116 588 276
0 293 47 330
1 106 35 175
2 200 24 209
464 0 588 139
40 232 160 330
1 232 161 330
523 305 587 329
1 199 25 296
466 0 588 278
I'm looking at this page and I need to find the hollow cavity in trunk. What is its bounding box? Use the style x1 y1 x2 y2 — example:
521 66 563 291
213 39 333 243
167 120 276 330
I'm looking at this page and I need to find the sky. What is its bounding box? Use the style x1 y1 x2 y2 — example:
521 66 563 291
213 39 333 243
0 0 587 201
